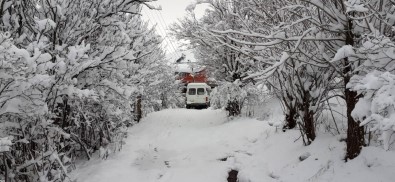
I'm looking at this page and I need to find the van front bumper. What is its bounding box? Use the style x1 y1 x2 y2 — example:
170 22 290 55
186 102 210 107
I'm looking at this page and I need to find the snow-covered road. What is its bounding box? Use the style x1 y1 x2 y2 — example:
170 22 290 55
72 109 271 182
72 109 395 182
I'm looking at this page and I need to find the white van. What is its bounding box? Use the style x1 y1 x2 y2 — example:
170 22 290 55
186 83 211 109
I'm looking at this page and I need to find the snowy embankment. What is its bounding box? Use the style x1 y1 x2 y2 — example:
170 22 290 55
72 109 395 182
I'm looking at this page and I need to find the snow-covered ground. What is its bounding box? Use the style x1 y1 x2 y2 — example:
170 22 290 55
72 109 395 182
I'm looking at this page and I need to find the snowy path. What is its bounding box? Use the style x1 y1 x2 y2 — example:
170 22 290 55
72 109 395 182
72 109 271 182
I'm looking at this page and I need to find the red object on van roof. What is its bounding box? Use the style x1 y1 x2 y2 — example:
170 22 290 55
176 66 207 84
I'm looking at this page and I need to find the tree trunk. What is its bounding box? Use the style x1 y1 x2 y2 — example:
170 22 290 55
304 109 315 143
61 96 70 129
303 92 316 143
161 93 167 109
226 100 241 117
135 95 142 123
283 107 297 130
3 155 8 182
344 18 364 160
345 87 364 160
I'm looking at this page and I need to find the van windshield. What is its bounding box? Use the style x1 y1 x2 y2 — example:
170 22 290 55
197 88 205 95
188 88 196 95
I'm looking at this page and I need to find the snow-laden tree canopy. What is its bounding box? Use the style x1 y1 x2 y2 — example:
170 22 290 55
172 0 395 159
0 0 179 181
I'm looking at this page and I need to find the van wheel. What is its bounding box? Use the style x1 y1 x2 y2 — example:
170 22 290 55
186 105 190 109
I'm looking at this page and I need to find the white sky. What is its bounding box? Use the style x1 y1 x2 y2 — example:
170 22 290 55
142 0 208 61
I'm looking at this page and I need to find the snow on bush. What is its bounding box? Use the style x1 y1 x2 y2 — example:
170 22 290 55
0 0 168 181
211 82 247 116
350 71 395 150
349 34 395 150
345 0 369 13
0 137 12 152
